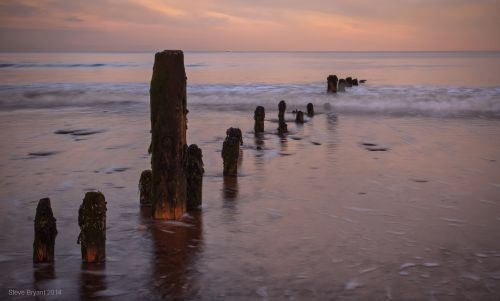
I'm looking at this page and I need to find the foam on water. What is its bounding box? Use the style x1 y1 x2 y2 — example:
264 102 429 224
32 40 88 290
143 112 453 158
0 82 499 117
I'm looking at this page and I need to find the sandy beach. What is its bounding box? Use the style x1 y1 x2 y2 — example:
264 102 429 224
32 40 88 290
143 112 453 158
0 51 500 300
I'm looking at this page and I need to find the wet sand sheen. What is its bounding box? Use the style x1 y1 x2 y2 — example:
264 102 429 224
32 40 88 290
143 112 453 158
0 105 499 300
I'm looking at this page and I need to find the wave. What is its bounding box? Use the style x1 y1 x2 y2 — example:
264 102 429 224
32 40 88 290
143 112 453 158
0 63 139 69
0 83 499 117
0 62 208 69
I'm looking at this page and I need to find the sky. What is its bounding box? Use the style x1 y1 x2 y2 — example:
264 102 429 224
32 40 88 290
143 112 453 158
0 0 499 52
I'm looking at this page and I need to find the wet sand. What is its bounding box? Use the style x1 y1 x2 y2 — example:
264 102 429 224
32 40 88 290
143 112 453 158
0 104 499 300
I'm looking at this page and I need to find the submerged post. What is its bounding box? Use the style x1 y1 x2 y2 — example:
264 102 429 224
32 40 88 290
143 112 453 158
33 198 57 263
295 110 304 123
78 192 106 263
150 50 188 220
307 103 314 117
346 77 353 87
254 106 265 134
186 144 204 210
338 79 346 92
222 128 241 176
327 75 338 93
139 170 152 206
278 100 288 134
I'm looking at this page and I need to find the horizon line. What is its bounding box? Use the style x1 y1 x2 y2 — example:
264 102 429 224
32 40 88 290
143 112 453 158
1 50 500 54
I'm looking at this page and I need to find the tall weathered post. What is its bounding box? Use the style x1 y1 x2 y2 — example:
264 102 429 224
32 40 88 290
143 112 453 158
222 128 241 176
307 103 314 117
150 50 188 220
254 106 265 134
139 170 152 206
186 144 204 210
295 110 304 123
33 198 57 263
327 75 338 93
278 100 288 134
78 192 106 263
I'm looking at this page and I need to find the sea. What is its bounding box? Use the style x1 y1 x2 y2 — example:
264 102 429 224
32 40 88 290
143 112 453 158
0 51 500 300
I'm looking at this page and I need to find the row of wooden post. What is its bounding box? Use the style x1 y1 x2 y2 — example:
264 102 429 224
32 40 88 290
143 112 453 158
34 192 106 263
32 50 330 264
327 74 362 93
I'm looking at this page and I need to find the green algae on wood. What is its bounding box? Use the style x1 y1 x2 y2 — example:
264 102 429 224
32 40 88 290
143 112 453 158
33 197 57 263
78 191 106 263
150 50 188 220
185 144 204 210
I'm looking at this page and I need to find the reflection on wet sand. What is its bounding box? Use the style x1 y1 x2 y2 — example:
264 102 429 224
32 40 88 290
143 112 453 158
222 175 239 201
33 262 56 295
79 263 106 300
326 113 338 155
150 211 203 300
279 135 288 154
254 133 265 171
33 263 55 283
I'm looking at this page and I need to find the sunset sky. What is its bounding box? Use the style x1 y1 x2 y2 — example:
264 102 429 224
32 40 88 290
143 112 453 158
0 0 499 52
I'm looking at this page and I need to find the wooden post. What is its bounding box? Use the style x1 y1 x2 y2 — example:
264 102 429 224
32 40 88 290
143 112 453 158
78 192 106 263
327 75 338 93
278 100 288 134
139 170 152 206
254 106 265 134
33 198 57 263
186 144 204 210
307 103 314 117
346 77 353 87
338 79 346 92
222 128 241 176
295 110 304 123
150 50 188 220
352 78 359 86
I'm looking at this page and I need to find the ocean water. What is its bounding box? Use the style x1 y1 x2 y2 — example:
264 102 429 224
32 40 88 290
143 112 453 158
1 52 500 300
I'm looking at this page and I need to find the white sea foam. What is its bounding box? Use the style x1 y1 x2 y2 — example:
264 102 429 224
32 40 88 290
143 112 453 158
1 83 499 117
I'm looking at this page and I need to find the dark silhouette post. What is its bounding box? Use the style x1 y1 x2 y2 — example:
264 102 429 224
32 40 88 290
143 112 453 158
186 144 204 210
346 77 353 87
307 103 314 117
222 128 241 176
139 170 152 206
33 198 57 263
254 106 265 134
78 191 106 263
338 79 346 92
150 50 188 220
278 100 288 134
327 75 338 93
295 110 304 123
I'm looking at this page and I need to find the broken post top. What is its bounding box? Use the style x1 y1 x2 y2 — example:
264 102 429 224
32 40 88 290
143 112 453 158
186 144 204 173
278 100 286 113
307 103 314 115
327 75 338 82
226 127 243 145
35 198 55 221
157 50 183 55
254 106 265 119
34 197 57 239
150 50 187 104
79 192 106 227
